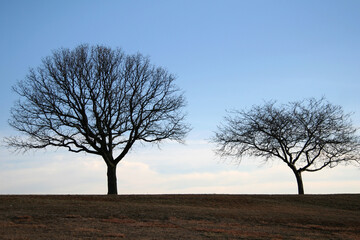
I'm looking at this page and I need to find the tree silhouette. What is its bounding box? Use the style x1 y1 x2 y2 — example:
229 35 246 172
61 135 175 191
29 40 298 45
213 98 360 194
6 44 190 194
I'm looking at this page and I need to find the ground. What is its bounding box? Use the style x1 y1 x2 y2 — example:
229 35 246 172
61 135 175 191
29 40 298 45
0 194 359 239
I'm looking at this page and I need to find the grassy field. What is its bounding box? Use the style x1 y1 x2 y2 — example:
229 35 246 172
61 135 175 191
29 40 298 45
0 194 359 239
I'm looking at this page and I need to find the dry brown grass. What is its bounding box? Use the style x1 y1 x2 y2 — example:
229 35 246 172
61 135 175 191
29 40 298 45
0 194 359 239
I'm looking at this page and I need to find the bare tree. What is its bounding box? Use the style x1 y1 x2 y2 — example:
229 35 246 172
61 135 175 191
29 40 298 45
6 44 190 194
213 98 360 194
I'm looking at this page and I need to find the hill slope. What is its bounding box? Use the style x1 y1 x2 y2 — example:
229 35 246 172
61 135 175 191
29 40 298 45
0 194 359 239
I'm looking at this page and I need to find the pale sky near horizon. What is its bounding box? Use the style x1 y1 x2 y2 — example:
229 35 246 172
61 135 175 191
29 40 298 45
0 0 359 194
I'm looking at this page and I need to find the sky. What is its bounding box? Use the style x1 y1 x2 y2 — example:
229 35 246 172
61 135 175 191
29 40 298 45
0 0 359 194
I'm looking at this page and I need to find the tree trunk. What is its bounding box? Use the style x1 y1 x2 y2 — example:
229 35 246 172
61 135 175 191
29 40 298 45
107 164 118 195
293 170 304 195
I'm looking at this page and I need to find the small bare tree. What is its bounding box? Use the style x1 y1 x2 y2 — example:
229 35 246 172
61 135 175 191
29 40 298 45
6 44 190 194
213 98 360 194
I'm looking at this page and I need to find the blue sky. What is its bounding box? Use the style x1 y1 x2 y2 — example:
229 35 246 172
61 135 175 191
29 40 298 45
0 0 359 194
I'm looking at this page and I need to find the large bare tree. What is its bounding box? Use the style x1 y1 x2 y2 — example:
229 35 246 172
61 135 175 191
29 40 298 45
6 44 190 194
213 98 360 194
